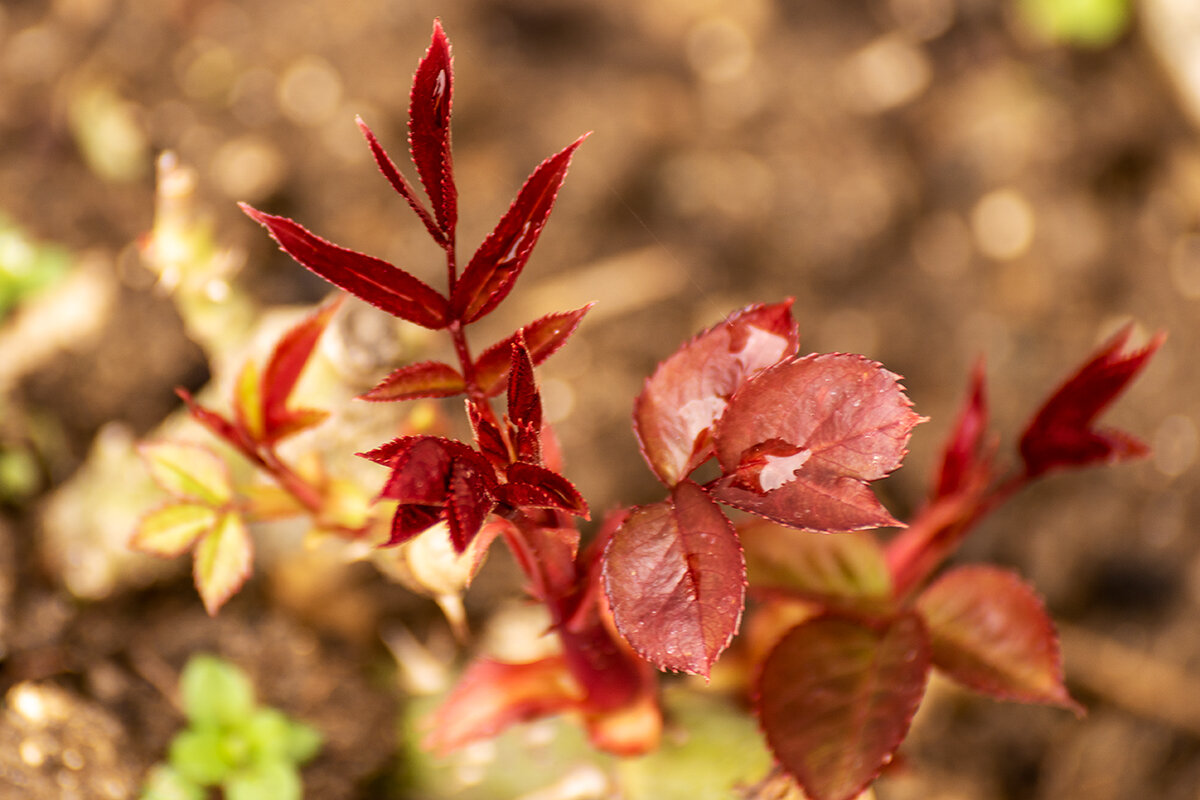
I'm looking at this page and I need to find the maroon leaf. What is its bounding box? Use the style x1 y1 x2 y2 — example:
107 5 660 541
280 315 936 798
356 117 445 247
360 360 466 402
446 457 493 552
603 480 744 677
260 298 341 440
711 353 923 532
506 336 542 433
424 655 581 754
475 305 594 397
758 612 930 800
1020 325 1165 477
451 136 587 323
358 435 420 467
915 565 1081 711
409 19 456 239
634 301 798 487
240 204 449 329
935 359 992 499
468 401 511 468
385 504 443 547
499 462 589 518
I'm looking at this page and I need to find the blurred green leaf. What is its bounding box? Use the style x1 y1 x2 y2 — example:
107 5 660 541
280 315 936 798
139 764 206 800
181 654 256 729
225 761 303 800
168 727 232 786
1019 0 1132 47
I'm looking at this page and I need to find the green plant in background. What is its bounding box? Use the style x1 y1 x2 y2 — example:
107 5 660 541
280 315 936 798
1019 0 1133 47
141 654 322 800
0 212 71 321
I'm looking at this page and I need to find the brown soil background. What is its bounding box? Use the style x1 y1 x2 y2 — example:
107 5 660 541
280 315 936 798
3 0 1200 797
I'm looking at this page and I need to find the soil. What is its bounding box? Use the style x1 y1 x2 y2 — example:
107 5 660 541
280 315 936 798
3 0 1200 797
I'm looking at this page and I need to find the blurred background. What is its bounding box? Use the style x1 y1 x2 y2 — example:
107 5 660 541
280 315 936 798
3 0 1200 797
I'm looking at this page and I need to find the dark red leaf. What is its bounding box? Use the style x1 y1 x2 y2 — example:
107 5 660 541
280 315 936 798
260 298 341 440
240 204 448 329
409 19 456 239
711 353 923 532
468 401 510 468
915 565 1081 711
446 456 494 552
634 301 798 487
359 360 466 402
383 504 442 547
758 612 930 800
451 136 587 323
935 359 992 499
357 435 420 467
356 117 445 246
500 462 589 518
424 655 581 754
378 437 458 505
506 336 542 433
603 480 744 677
475 304 594 397
1020 325 1164 477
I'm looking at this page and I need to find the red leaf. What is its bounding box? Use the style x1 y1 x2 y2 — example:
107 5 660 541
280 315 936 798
475 305 594 397
176 389 256 459
356 117 445 246
424 655 581 754
711 353 923 532
446 456 493 552
603 480 744 677
384 504 443 547
506 336 542 433
935 359 992 499
758 613 930 800
634 301 798 487
468 400 510 468
260 298 341 440
358 435 420 467
915 565 1081 711
409 19 456 239
1020 325 1164 477
359 360 465 402
451 136 587 323
240 204 448 329
499 462 589 518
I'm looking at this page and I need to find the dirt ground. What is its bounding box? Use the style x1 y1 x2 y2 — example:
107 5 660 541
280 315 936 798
3 0 1200 797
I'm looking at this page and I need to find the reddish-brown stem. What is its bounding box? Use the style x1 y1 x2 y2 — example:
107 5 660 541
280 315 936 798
886 471 1029 600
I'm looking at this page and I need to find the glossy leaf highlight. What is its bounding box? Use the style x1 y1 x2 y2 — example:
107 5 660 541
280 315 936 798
916 565 1080 710
409 19 456 238
604 480 744 677
712 354 923 532
452 137 586 323
634 301 798 487
758 613 930 800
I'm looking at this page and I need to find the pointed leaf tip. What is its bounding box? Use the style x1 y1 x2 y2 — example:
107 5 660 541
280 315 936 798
1020 325 1164 477
410 18 456 238
452 136 588 323
240 204 448 329
356 117 445 246
194 512 253 615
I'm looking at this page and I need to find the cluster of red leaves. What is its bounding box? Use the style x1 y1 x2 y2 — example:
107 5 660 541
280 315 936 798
182 20 1164 800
